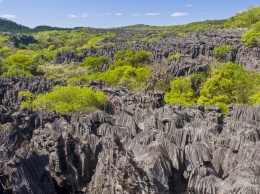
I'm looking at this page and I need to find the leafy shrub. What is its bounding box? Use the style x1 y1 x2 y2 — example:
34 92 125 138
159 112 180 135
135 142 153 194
115 49 153 67
1 54 34 77
224 6 260 28
249 92 260 105
19 91 34 109
197 62 260 113
79 56 109 72
168 52 181 59
69 65 151 91
164 77 196 106
213 44 234 59
68 49 152 91
241 21 260 47
20 86 108 114
177 32 186 37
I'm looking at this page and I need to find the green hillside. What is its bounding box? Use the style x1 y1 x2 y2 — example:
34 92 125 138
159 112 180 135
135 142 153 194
0 18 30 33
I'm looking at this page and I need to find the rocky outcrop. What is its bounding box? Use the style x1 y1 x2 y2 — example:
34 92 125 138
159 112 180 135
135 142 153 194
0 77 259 194
54 29 260 81
0 76 58 111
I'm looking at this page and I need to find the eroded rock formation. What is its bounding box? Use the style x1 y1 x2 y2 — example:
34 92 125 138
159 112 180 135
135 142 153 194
55 29 260 81
0 77 259 194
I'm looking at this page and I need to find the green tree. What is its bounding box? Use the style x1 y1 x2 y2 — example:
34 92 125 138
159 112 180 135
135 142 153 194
241 21 260 47
224 6 260 28
164 77 196 106
19 91 34 109
197 62 260 113
79 56 109 73
2 54 33 76
213 44 234 59
115 49 153 67
21 86 108 114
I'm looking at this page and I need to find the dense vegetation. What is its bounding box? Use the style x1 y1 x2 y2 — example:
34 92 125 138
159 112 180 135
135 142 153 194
165 62 260 113
68 49 153 91
19 86 108 114
241 21 260 47
0 6 260 114
225 6 260 47
213 44 235 59
224 6 260 29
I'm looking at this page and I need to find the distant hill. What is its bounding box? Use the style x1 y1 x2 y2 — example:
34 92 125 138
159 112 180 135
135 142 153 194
0 18 30 33
116 20 226 31
0 18 71 33
32 25 71 32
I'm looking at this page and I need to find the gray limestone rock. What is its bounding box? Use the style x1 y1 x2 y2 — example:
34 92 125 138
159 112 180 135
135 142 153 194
0 77 259 194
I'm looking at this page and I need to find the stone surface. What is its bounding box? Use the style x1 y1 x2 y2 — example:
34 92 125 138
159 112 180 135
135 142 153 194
55 29 260 81
0 77 259 194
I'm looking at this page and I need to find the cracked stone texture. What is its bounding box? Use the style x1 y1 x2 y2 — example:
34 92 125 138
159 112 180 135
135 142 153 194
0 77 259 194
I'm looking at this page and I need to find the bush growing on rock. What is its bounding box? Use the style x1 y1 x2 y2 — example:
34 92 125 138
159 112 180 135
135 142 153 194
241 21 260 47
20 86 108 114
165 63 260 113
168 52 181 59
115 48 153 67
213 44 234 59
1 54 34 76
224 6 260 28
69 49 152 91
197 62 260 113
79 56 109 73
164 77 196 106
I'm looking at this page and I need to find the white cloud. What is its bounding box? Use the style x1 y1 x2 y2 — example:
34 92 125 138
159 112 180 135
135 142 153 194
131 13 142 16
185 4 192 7
106 13 112 16
171 12 189 17
0 14 16 19
81 13 88 18
145 13 160 16
115 13 122 16
67 14 78 18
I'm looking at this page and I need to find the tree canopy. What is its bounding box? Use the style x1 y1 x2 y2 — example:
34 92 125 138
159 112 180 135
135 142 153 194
19 86 108 114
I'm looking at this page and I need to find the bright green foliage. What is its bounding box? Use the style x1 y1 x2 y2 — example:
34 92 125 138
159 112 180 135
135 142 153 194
164 62 260 113
70 65 151 91
69 49 152 91
241 21 260 47
33 30 115 51
224 6 260 28
249 92 260 105
168 52 181 59
140 32 166 42
79 56 109 72
2 54 34 76
177 32 186 37
22 86 108 114
115 49 153 67
213 44 234 59
197 62 260 113
19 91 34 109
0 46 13 58
164 77 196 106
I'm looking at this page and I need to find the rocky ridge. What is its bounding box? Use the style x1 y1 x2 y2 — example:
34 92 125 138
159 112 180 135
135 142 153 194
55 29 260 81
0 77 259 194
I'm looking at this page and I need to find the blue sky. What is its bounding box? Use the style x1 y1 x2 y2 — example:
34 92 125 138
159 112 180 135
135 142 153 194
0 0 259 28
